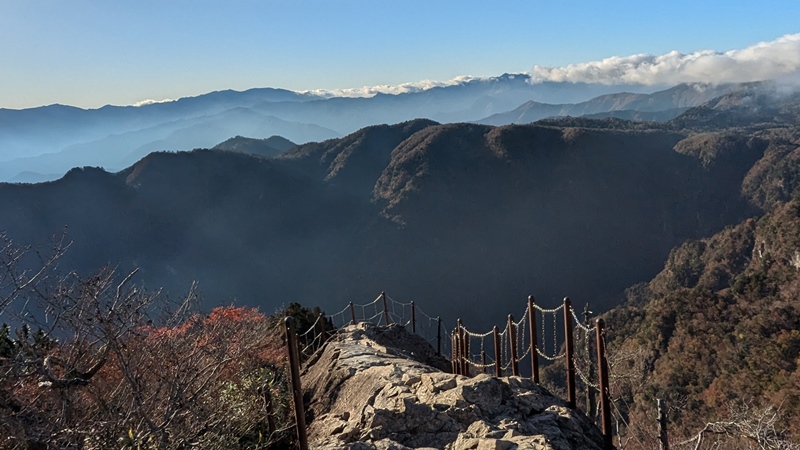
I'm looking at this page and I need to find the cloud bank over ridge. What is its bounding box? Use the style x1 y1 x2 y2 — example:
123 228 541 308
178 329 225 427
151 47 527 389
301 34 800 100
133 98 176 107
301 75 481 98
129 34 800 105
530 33 800 86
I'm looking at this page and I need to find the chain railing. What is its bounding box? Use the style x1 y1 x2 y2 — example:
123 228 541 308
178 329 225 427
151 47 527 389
448 295 613 448
284 291 615 450
299 292 449 360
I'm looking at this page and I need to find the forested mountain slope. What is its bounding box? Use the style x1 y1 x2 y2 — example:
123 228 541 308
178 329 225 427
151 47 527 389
600 92 800 447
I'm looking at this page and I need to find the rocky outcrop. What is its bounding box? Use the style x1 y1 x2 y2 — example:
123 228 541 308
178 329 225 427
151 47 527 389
301 323 605 450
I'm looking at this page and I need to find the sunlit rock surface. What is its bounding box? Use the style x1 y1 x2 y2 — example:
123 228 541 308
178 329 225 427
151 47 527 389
301 323 605 450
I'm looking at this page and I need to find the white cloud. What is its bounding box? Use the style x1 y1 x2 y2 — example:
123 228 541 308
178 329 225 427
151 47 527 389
126 35 800 105
529 33 800 86
301 75 481 98
304 34 800 99
132 98 176 107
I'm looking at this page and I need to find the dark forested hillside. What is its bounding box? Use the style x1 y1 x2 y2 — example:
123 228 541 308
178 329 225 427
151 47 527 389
604 199 800 446
211 135 297 158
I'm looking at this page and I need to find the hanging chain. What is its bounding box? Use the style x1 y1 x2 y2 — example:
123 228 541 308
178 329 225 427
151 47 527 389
519 314 526 362
316 294 615 403
541 309 547 358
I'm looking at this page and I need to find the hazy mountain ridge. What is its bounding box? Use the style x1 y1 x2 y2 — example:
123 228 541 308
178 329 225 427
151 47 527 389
275 119 440 199
670 83 800 131
211 135 297 158
0 88 317 160
0 108 339 183
0 76 672 183
477 83 735 125
2 78 773 184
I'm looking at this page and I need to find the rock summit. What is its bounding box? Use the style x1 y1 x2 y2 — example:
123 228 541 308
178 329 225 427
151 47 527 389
301 323 606 450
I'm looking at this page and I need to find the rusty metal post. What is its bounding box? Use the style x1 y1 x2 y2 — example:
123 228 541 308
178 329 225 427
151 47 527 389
528 295 539 383
455 328 462 375
596 318 612 450
381 291 389 325
284 317 308 450
411 301 416 333
658 398 669 450
461 327 472 377
493 325 501 377
452 328 458 375
436 316 442 356
451 329 457 374
508 315 519 376
458 319 470 377
481 350 487 374
459 334 466 376
349 302 356 325
456 320 463 375
584 303 597 419
564 297 576 409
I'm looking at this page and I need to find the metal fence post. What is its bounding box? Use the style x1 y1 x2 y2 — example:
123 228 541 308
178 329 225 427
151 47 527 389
564 297 576 409
457 318 469 377
451 330 457 374
284 317 308 450
584 303 596 419
455 327 463 375
493 325 501 377
381 291 389 325
508 315 519 376
596 318 612 450
462 323 470 377
528 295 539 383
411 301 416 333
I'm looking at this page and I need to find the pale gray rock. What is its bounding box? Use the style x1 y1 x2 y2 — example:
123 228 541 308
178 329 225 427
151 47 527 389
301 323 606 450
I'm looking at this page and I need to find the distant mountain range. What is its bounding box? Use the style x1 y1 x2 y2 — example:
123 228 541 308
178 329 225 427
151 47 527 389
5 110 334 183
0 74 738 183
477 83 734 125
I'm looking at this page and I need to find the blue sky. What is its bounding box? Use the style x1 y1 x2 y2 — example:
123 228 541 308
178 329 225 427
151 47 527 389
1 0 798 109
